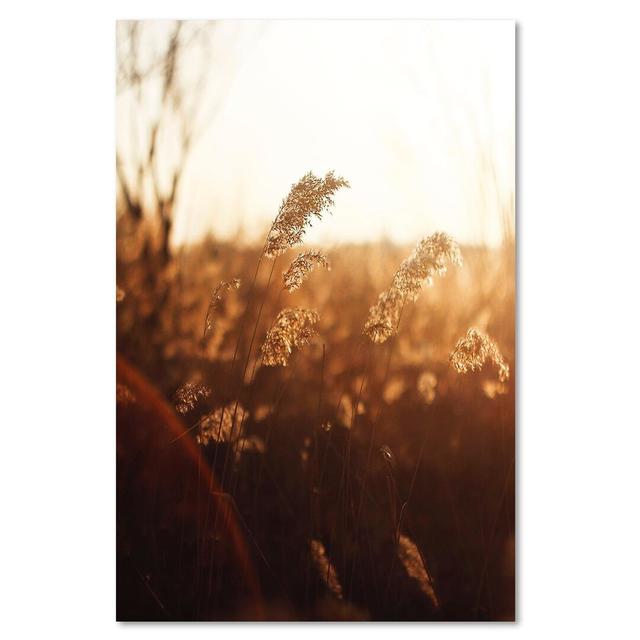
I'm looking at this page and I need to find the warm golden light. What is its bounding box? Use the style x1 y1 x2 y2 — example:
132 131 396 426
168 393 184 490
116 21 514 249
116 20 516 622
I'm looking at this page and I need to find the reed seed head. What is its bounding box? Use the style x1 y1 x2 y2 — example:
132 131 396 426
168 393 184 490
283 250 330 292
310 539 343 600
392 232 462 302
203 278 241 343
265 171 349 258
364 232 461 343
261 307 319 367
364 288 403 344
397 534 439 609
174 382 211 415
449 328 510 382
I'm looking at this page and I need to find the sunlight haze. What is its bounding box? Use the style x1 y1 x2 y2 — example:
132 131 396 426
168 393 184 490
118 21 515 248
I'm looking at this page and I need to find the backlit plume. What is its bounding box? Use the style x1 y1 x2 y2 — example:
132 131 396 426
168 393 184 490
174 382 211 415
203 278 241 343
261 307 319 366
264 171 349 258
449 328 510 382
283 250 330 292
364 232 462 343
397 534 439 609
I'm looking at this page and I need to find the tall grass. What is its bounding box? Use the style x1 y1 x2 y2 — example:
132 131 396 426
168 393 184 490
116 171 515 620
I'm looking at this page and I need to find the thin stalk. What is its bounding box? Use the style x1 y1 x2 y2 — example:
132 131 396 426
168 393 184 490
396 415 431 534
251 356 299 518
347 300 406 599
198 239 268 615
205 258 279 607
474 454 515 615
226 285 285 494
220 257 279 492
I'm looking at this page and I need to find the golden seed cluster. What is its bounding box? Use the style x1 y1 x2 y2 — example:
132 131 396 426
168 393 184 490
203 278 241 343
264 171 349 258
364 232 462 343
261 307 319 367
195 404 248 445
449 328 510 382
397 534 439 609
173 381 211 415
283 250 330 292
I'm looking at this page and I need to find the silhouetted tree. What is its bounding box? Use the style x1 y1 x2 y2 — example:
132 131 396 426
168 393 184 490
116 21 215 262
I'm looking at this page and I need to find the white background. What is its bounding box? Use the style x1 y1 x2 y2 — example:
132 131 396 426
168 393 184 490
1 0 639 637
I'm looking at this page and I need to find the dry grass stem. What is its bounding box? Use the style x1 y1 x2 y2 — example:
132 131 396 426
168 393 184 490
234 435 265 462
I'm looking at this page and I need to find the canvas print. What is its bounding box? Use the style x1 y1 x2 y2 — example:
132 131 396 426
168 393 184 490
116 20 515 621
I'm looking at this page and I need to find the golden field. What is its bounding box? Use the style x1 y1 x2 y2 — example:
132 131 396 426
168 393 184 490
116 186 515 620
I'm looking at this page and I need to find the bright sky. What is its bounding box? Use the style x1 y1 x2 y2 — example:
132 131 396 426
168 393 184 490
119 21 515 248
